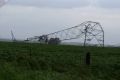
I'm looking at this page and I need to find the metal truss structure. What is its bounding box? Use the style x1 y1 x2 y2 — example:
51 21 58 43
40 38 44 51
26 21 104 47
11 30 16 41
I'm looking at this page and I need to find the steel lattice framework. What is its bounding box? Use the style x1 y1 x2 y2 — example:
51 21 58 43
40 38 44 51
26 21 104 47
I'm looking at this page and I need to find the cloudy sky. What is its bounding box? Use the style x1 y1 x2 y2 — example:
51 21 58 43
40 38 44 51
0 0 120 45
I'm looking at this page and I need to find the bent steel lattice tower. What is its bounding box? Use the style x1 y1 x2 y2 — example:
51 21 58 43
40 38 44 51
26 21 104 47
11 30 16 41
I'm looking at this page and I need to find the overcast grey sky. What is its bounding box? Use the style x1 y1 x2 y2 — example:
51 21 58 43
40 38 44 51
0 0 120 45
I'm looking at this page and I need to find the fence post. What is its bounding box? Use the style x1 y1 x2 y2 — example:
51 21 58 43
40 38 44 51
86 52 91 65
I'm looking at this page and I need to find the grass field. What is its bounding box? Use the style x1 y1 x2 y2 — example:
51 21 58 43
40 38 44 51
0 41 120 80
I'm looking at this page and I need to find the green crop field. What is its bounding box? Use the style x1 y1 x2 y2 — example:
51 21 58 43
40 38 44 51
0 41 120 80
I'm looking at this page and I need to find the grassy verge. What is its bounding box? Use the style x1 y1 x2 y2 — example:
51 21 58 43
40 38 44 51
0 41 120 80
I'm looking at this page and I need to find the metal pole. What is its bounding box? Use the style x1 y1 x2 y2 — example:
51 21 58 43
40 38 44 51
84 25 88 47
103 30 105 47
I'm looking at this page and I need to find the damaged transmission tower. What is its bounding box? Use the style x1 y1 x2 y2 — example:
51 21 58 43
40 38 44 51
26 21 104 47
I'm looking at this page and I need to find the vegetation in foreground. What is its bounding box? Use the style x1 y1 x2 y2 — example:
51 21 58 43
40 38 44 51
0 41 120 80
